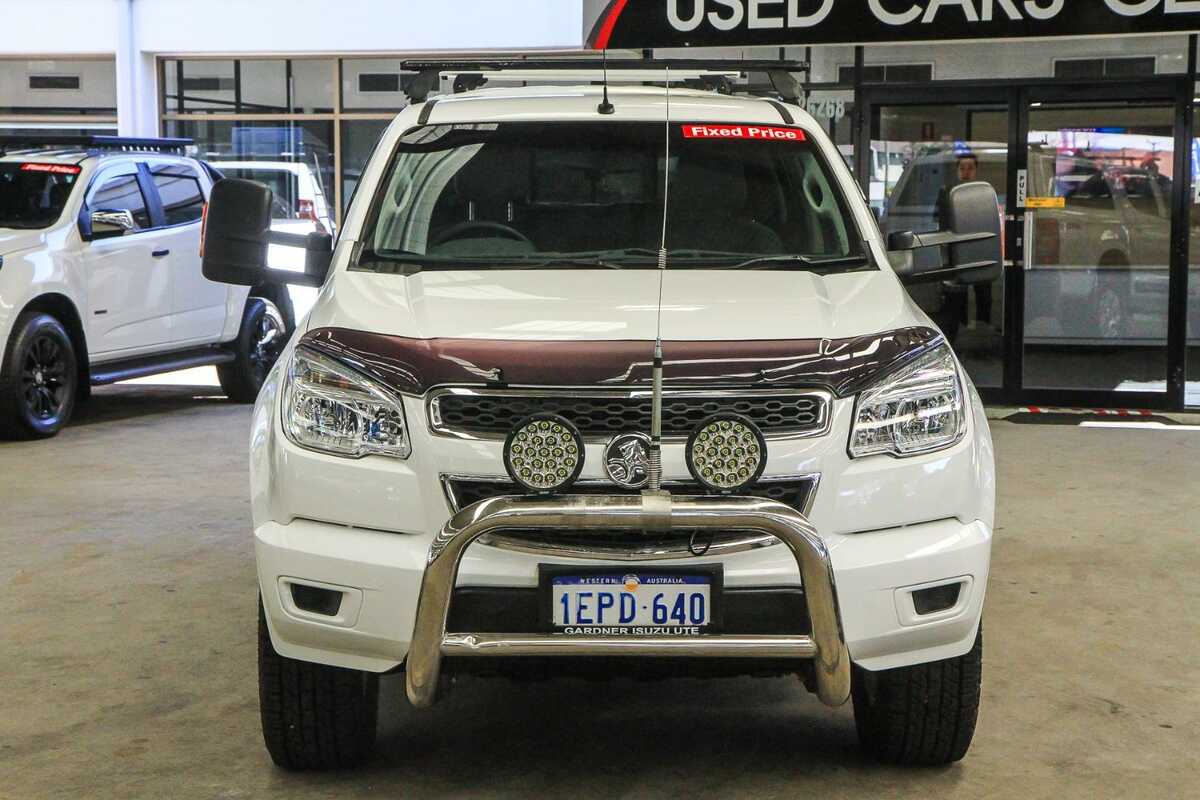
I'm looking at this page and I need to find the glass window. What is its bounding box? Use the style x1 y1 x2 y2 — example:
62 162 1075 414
89 173 151 230
801 90 854 151
342 58 408 111
289 59 335 114
1023 104 1174 394
238 60 288 113
340 119 390 213
163 60 236 113
876 102 1010 389
360 121 867 273
1189 107 1200 408
0 58 116 115
149 163 205 225
0 163 80 229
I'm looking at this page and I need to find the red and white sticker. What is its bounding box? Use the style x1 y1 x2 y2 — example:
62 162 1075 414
20 163 81 175
681 124 806 142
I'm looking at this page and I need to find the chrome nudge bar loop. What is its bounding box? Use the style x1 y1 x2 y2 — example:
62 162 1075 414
406 494 852 709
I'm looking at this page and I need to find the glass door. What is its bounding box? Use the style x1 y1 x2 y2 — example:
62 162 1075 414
871 95 1011 389
1021 101 1176 396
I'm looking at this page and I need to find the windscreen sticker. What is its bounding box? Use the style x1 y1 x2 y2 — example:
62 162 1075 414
681 124 806 142
20 163 82 175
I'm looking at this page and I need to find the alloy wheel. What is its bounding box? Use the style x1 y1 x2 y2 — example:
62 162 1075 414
20 334 69 421
249 304 287 382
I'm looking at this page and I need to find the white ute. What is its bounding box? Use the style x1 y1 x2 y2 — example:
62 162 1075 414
0 136 295 439
200 62 1001 770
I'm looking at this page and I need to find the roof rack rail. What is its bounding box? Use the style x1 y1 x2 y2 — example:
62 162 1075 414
0 135 193 157
400 58 807 103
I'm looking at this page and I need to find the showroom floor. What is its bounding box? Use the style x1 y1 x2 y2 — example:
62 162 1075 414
2 373 1197 800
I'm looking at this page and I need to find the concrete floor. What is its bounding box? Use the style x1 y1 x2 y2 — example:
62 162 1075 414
2 374 1197 799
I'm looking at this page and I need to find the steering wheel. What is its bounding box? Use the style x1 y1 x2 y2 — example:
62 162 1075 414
432 221 532 247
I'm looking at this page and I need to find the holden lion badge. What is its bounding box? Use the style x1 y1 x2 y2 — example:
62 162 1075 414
604 432 652 489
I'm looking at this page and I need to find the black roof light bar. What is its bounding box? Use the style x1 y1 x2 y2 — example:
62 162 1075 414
400 59 807 103
0 135 193 157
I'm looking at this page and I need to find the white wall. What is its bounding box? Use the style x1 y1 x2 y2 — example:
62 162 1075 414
0 0 119 56
132 0 584 54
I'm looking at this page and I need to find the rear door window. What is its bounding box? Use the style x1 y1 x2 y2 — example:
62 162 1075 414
89 172 151 230
149 163 205 225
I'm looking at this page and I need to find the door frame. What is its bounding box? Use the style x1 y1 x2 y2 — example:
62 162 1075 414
859 75 1193 410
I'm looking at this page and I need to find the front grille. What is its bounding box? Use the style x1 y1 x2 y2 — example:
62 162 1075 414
443 475 817 514
430 391 827 439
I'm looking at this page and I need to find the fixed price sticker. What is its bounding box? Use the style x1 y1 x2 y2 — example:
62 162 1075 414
681 124 806 142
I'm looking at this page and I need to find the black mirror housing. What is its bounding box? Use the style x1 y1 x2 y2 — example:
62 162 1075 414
945 182 1003 284
202 178 331 288
888 181 1003 286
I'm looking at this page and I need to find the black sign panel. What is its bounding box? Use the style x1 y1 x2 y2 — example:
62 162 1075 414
589 0 1200 50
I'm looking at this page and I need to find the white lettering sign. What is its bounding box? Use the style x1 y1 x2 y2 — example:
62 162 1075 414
664 0 1198 32
1104 0 1160 15
869 0 923 25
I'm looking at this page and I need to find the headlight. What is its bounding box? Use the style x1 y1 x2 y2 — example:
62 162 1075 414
282 346 411 459
848 344 966 459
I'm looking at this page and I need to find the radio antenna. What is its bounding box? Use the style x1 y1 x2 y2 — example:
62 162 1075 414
597 49 615 115
647 66 671 494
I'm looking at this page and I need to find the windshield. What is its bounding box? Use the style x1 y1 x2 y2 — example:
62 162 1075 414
0 162 80 230
357 121 868 273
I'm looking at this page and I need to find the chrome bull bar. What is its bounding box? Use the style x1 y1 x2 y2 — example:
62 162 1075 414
405 494 852 708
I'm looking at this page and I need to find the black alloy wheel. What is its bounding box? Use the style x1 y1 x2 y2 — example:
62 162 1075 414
248 301 287 387
0 312 79 439
218 298 290 404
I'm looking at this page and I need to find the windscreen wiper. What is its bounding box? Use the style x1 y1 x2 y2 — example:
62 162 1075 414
727 253 873 272
520 255 633 270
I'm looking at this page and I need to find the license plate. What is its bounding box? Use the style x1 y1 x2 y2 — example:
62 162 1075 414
542 568 719 634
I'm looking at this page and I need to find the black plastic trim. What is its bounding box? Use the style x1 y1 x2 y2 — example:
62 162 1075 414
765 99 794 125
417 96 440 126
89 347 235 385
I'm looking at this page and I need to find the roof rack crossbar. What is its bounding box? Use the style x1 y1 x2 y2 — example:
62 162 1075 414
400 58 808 103
0 135 193 157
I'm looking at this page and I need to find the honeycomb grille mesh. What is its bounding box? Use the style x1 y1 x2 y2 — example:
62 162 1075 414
434 393 825 438
445 476 815 514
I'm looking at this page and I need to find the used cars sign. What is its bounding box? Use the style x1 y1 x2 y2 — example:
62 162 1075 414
589 0 1200 49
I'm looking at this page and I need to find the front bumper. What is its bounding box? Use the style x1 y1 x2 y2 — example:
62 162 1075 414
257 496 990 692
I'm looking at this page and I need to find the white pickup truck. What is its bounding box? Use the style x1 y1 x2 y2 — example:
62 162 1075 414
0 136 294 439
200 63 1002 771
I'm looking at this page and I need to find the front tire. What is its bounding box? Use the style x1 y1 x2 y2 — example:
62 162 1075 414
218 298 288 403
852 627 983 766
258 599 379 771
0 311 78 440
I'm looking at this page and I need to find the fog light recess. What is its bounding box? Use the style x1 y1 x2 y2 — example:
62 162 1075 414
912 582 963 616
290 583 344 617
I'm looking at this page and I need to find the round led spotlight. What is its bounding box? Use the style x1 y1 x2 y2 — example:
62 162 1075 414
503 413 585 494
685 413 768 494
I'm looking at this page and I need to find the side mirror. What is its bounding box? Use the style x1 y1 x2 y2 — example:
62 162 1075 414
88 209 135 239
201 178 332 288
888 182 1003 286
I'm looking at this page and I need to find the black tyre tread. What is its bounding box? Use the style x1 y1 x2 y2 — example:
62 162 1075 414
217 298 265 404
0 311 77 440
258 601 378 770
219 298 285 404
853 626 982 766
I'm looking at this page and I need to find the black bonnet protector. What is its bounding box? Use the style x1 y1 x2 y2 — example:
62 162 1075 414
299 325 943 398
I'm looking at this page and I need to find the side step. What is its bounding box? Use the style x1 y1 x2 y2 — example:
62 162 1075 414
89 347 235 385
